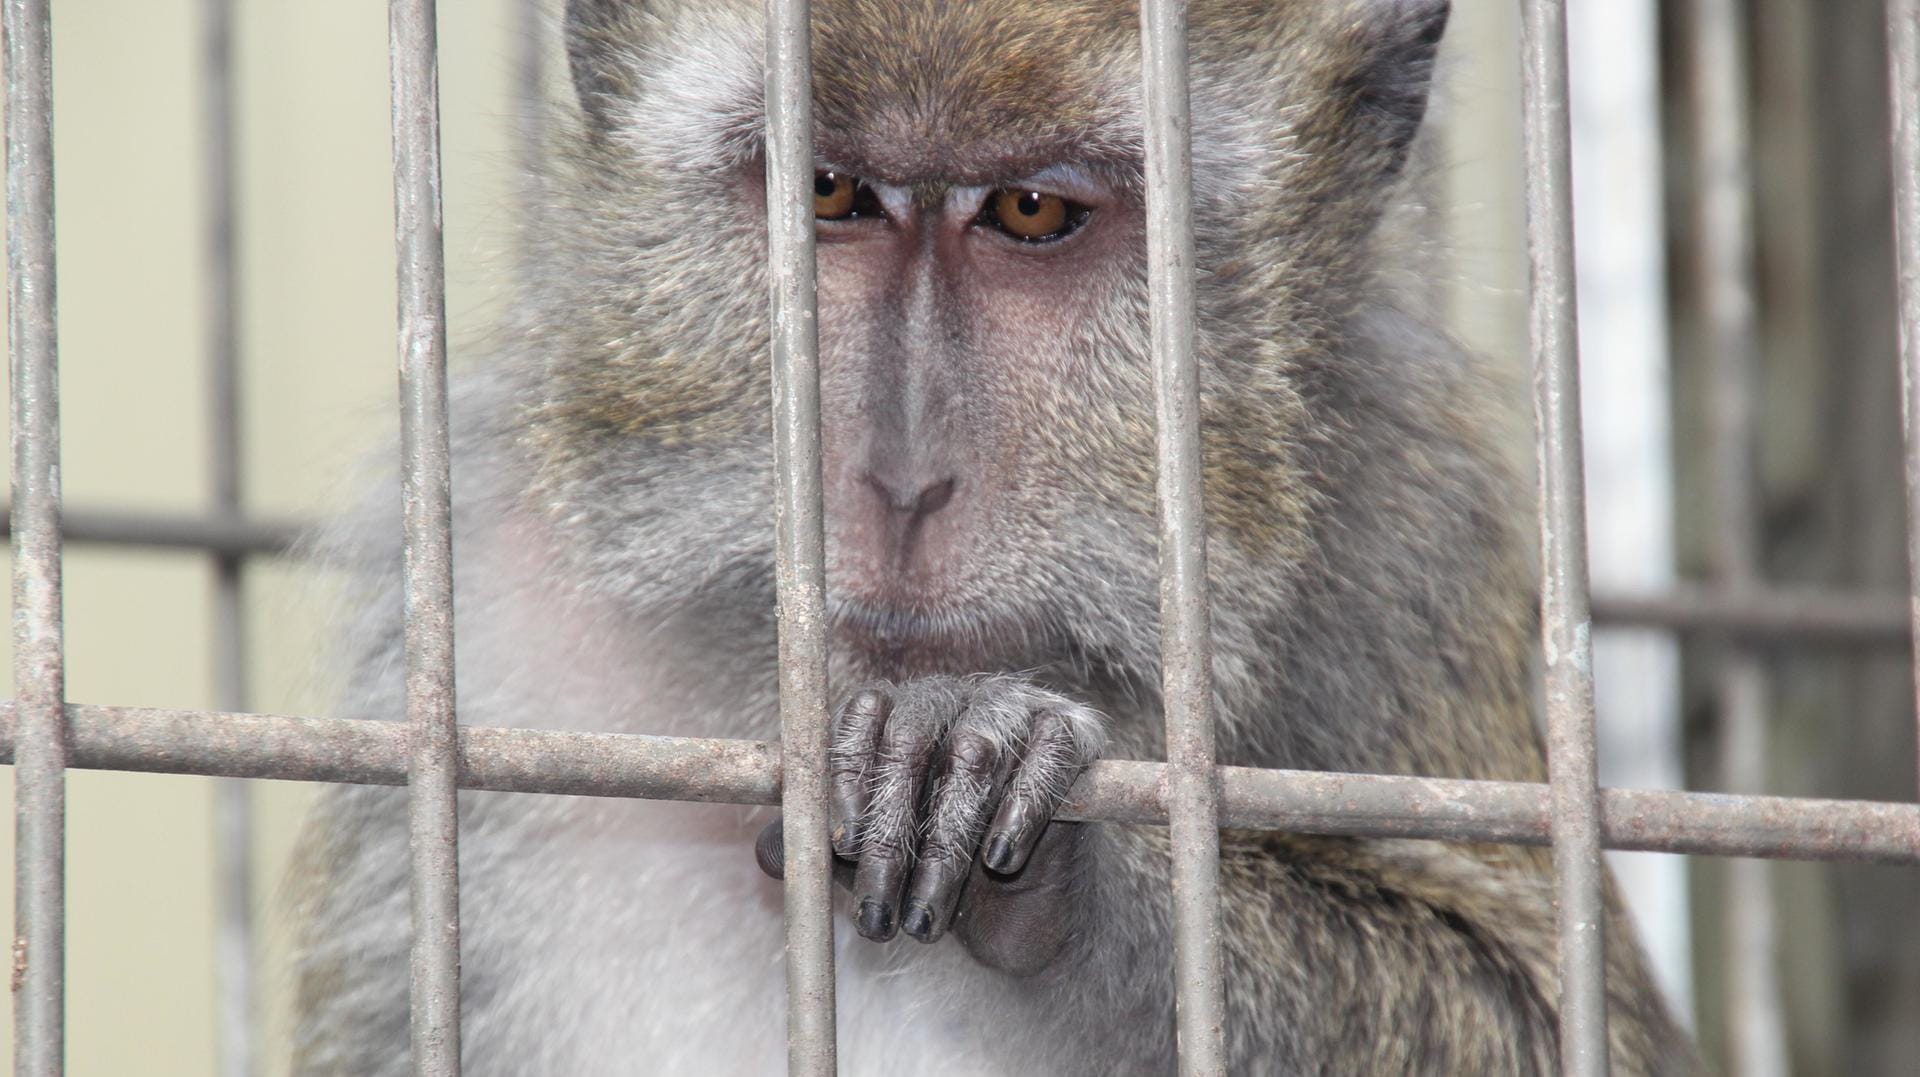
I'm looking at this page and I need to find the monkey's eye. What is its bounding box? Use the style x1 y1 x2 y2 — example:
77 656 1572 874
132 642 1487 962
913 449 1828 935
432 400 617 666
814 171 884 221
978 189 1092 243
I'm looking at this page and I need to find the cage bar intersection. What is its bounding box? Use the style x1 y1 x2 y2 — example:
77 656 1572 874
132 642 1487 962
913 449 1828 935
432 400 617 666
8 0 1920 1075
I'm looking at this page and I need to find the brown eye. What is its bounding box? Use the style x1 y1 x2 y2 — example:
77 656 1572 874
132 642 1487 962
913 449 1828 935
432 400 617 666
814 171 886 223
984 188 1088 243
814 171 856 219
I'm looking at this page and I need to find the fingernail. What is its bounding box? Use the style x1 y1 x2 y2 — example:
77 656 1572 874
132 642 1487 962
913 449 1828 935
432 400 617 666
983 834 1015 873
856 898 895 940
901 900 935 942
831 823 857 858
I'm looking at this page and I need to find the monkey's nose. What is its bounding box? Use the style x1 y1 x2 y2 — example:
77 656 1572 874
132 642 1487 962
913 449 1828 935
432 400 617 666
863 471 957 520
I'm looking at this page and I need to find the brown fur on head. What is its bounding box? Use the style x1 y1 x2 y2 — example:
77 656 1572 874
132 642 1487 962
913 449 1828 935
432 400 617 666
521 0 1527 776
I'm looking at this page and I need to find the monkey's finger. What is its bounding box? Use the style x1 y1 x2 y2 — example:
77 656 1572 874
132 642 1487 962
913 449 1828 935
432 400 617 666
828 687 891 859
982 708 1093 875
901 726 1011 944
755 817 785 879
752 816 856 890
849 707 945 942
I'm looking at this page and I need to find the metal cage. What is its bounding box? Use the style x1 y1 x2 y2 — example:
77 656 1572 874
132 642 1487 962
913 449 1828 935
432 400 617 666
5 0 1919 1075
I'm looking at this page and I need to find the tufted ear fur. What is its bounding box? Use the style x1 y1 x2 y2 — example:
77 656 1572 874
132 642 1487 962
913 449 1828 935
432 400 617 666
1333 0 1450 181
565 0 644 133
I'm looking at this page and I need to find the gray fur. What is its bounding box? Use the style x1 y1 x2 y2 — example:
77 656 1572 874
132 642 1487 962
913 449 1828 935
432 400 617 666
289 1 1697 1073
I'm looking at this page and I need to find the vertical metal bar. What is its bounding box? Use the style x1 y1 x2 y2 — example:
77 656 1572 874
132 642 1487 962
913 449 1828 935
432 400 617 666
5 0 65 1072
1138 1 1227 1072
1890 0 1920 787
1716 686 1782 1074
1519 0 1610 1072
201 1 256 1073
1685 1 1786 1072
5 0 64 1069
762 1 836 1073
387 1 462 1073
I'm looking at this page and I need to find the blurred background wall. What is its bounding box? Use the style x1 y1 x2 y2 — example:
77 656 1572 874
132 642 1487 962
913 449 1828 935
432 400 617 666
0 1 1912 1074
0 1 521 1071
1659 5 1920 1073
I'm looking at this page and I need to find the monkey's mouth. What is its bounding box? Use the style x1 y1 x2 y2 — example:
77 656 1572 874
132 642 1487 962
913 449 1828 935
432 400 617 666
826 596 1027 675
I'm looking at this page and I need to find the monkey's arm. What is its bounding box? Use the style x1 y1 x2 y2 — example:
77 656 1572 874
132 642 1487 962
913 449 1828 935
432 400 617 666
757 679 1694 1074
1190 830 1696 1074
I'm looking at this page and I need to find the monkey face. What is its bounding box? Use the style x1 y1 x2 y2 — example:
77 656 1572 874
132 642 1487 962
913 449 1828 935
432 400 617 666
805 161 1146 662
531 0 1451 676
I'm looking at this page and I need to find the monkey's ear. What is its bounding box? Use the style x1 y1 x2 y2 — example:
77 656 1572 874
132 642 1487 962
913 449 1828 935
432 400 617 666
1336 0 1450 180
565 0 643 133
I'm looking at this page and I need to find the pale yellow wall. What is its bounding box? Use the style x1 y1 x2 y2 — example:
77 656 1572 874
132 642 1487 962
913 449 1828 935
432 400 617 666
1 1 522 1072
1438 2 1529 376
0 4 1525 1075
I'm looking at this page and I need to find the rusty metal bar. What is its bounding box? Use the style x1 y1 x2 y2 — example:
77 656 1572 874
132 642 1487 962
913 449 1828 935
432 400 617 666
387 1 462 1072
1687 0 1786 1071
1 703 1916 865
200 0 256 1072
1890 0 1920 788
5 0 66 1070
1520 0 1610 1070
1139 0 1228 1072
761 0 836 1072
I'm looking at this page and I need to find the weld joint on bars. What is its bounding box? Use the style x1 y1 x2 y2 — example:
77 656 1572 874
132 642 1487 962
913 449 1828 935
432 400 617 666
2 703 1916 865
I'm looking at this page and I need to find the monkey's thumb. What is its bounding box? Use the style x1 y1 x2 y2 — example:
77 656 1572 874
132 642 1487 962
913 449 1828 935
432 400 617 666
754 817 857 890
755 817 787 880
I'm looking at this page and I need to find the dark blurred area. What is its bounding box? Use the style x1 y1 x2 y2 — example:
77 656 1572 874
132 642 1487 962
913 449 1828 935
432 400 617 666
1663 2 1918 1072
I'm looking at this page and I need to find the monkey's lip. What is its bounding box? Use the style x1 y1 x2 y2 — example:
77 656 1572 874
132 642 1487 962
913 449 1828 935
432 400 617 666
826 595 1012 670
828 597 974 645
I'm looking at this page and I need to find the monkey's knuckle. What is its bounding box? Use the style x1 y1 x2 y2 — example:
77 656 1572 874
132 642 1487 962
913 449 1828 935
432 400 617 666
877 713 937 754
845 686 890 717
946 732 999 772
871 743 923 779
916 833 964 867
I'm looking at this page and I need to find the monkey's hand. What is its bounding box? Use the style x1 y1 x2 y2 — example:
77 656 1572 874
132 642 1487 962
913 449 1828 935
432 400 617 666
755 676 1105 975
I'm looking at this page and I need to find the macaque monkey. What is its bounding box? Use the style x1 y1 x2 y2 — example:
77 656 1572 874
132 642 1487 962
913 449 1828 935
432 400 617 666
292 0 1696 1072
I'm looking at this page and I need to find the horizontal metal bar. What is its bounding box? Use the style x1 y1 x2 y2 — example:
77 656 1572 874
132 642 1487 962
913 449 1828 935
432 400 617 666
0 506 302 556
1591 584 1910 644
5 702 1915 866
8 511 1915 651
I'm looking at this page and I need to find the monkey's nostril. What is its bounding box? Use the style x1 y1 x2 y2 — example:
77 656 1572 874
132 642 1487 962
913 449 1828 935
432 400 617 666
914 477 956 516
863 471 958 519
